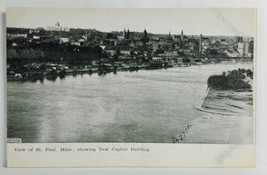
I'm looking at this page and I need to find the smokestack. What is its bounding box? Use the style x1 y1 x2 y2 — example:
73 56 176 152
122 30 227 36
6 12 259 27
181 30 184 42
199 34 202 54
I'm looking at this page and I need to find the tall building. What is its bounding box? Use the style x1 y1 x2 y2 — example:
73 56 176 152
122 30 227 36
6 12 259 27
237 37 246 57
243 42 249 57
126 29 130 39
167 30 173 42
248 40 254 56
181 30 184 42
144 29 147 38
237 42 244 57
123 28 127 39
199 34 203 54
55 21 60 28
178 37 182 49
237 36 243 43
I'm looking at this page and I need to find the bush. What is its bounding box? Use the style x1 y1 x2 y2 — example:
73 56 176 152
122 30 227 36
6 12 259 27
207 69 253 91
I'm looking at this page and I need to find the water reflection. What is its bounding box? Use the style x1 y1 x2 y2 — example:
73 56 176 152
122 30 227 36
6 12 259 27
46 76 57 82
39 77 44 83
98 71 107 76
59 75 66 80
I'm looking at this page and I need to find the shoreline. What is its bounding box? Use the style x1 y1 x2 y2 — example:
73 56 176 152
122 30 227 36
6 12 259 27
7 60 253 82
196 87 250 116
7 64 182 82
179 88 253 144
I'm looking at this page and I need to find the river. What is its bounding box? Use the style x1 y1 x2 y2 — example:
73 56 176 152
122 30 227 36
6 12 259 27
7 62 253 143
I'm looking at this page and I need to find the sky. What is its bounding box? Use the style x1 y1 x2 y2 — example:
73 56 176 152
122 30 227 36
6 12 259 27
6 8 256 36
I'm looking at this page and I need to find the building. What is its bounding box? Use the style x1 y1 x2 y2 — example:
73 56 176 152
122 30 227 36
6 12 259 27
181 30 184 42
8 33 28 38
46 21 70 32
248 40 254 57
105 49 116 55
237 42 244 57
60 37 70 43
243 42 249 57
199 34 203 54
33 35 40 40
120 50 131 55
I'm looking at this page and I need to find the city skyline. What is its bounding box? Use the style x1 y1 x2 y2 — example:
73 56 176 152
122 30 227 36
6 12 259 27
7 8 256 37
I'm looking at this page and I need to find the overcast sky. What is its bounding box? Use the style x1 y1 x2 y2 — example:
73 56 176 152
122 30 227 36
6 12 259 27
7 8 256 36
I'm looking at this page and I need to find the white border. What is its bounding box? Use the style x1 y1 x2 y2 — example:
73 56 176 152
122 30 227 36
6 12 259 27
1 0 267 174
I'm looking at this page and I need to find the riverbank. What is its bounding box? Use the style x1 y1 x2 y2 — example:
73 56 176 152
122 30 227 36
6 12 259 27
7 60 253 82
181 89 253 144
7 62 190 82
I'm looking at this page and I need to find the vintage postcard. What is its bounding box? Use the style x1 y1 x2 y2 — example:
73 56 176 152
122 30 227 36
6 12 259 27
6 8 256 167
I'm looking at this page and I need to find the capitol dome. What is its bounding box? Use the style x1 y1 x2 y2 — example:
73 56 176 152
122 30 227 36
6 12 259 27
55 21 60 27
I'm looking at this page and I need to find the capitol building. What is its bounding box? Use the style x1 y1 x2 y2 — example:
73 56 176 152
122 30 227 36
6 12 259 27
46 21 70 32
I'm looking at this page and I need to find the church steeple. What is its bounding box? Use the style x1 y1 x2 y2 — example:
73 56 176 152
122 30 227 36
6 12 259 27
123 28 126 39
144 29 147 38
127 28 130 39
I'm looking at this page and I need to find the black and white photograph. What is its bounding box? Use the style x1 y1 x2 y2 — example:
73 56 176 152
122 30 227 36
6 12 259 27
6 8 255 145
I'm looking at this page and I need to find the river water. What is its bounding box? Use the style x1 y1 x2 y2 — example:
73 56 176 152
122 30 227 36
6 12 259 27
7 62 253 143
